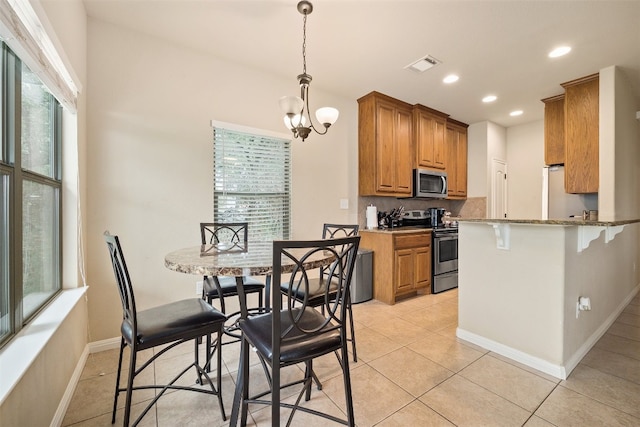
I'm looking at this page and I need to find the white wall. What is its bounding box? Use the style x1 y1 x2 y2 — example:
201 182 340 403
85 18 357 341
506 120 544 219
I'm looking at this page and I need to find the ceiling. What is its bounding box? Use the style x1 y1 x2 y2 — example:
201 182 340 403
82 0 640 128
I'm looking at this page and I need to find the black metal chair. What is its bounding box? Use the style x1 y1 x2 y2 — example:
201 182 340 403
104 231 227 426
230 235 360 427
200 222 265 314
280 223 360 361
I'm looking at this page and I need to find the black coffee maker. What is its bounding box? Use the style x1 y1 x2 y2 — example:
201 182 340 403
428 207 446 228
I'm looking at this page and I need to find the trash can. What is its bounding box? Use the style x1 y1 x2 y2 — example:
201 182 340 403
350 249 373 304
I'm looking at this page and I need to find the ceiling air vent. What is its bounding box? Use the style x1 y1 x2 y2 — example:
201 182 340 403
405 55 441 73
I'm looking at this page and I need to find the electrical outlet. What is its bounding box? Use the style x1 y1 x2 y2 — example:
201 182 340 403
196 280 203 295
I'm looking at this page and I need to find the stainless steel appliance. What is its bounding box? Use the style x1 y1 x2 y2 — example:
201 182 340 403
393 208 458 293
432 227 458 294
351 249 373 303
427 207 446 228
413 169 447 199
401 209 430 227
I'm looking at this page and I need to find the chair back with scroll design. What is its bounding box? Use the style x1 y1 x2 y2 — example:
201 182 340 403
230 235 360 427
201 222 248 248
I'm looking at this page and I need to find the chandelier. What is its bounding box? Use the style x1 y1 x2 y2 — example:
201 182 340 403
279 1 339 141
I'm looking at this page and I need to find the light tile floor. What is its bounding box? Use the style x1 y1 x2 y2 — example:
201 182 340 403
63 289 640 426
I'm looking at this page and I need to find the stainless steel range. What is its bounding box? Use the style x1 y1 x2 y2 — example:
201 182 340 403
432 227 458 293
400 208 459 294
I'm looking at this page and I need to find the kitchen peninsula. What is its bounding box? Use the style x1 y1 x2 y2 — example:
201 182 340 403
456 218 640 379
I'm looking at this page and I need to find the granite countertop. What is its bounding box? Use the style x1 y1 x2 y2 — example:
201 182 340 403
360 226 433 234
457 218 640 227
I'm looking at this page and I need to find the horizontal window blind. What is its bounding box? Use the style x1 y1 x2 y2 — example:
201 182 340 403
213 124 291 241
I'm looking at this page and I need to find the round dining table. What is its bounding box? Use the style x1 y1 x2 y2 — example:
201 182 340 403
164 241 335 315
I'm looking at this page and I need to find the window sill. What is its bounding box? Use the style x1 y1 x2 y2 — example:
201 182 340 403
0 287 87 405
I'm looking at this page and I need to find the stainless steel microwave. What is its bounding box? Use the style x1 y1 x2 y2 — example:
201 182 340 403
413 169 447 198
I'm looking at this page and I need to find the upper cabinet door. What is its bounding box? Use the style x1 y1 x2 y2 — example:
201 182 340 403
375 100 397 193
395 107 413 193
542 94 565 166
414 105 447 170
358 91 413 197
446 120 468 199
562 74 599 194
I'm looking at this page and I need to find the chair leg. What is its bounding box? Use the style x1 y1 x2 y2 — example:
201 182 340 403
230 337 250 427
271 359 280 427
240 339 250 427
123 343 137 427
112 338 126 424
347 299 357 362
304 361 313 401
341 341 355 427
216 327 226 421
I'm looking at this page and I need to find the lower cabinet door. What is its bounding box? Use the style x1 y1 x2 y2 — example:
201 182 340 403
395 248 415 293
414 246 431 290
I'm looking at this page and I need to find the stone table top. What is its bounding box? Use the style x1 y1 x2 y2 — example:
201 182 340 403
164 241 335 277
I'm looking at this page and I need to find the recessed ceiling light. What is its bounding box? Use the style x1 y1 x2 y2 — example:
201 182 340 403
549 46 571 58
510 110 523 117
482 95 497 103
404 54 441 73
443 74 459 84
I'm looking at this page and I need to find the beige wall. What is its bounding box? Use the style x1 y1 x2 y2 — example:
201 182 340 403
602 66 640 220
467 122 488 198
85 18 357 341
459 222 639 378
506 120 544 219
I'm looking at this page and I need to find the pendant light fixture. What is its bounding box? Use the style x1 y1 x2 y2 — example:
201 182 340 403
279 0 339 141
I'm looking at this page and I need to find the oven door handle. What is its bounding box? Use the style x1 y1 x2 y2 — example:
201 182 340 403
434 234 458 241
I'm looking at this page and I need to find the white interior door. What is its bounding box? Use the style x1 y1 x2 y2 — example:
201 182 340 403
491 159 507 218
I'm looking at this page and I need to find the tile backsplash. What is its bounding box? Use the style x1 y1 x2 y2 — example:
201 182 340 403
357 196 486 227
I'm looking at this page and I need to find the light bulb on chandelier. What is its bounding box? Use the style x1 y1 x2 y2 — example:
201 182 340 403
279 1 339 141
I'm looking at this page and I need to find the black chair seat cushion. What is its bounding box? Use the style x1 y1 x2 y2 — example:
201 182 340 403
204 276 264 299
239 307 341 365
280 277 338 307
121 298 226 351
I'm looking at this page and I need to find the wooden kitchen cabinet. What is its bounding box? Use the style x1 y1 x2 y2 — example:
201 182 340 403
358 91 413 197
445 119 468 199
562 73 599 194
413 104 448 170
360 230 431 305
541 94 565 165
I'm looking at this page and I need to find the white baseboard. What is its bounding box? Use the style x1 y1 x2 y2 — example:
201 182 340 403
456 327 567 379
457 284 640 381
50 336 120 427
50 345 89 427
89 336 121 353
564 284 640 375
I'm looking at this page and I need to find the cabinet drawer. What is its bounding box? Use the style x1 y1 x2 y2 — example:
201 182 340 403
394 233 430 250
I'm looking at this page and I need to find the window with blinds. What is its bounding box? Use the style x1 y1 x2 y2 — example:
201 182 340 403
213 124 291 241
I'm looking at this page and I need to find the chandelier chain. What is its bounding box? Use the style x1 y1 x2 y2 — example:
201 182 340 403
302 13 307 75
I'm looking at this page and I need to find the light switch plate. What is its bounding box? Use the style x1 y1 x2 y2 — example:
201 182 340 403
340 199 349 209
